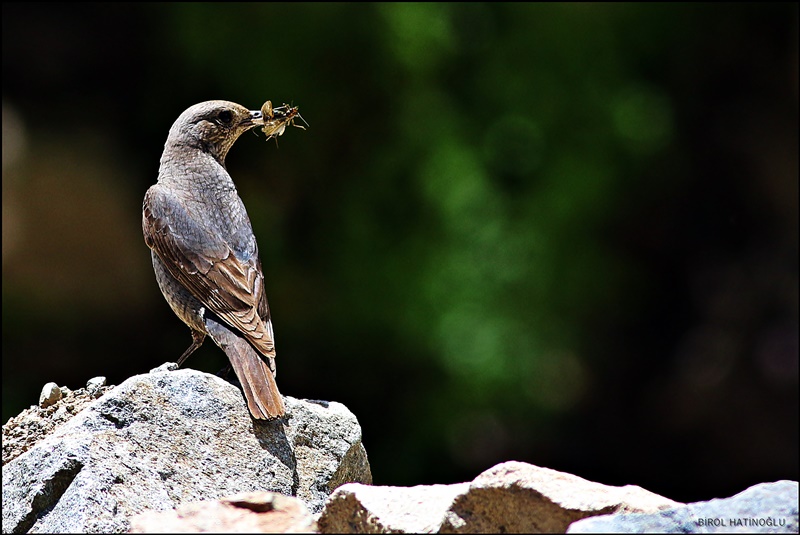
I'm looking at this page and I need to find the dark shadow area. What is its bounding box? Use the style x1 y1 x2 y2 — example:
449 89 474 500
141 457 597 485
254 417 300 497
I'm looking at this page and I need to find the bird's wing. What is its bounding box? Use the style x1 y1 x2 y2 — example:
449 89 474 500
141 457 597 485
143 184 275 356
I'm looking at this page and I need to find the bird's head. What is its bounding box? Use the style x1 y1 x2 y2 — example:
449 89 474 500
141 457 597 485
164 100 266 164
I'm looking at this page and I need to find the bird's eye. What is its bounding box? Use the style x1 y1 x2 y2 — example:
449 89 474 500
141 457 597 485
217 110 234 125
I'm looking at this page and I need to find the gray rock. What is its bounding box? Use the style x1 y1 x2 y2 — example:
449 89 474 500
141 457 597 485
4 383 113 465
85 376 106 397
149 362 178 373
38 382 62 408
2 368 371 533
567 480 799 534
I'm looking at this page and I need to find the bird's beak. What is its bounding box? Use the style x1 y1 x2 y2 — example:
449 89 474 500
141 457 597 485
249 109 266 127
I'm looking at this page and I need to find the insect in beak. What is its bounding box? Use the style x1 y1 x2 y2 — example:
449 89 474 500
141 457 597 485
260 100 308 143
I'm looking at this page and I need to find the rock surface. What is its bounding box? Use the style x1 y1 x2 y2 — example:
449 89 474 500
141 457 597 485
129 491 316 533
1 368 371 533
440 461 682 533
320 483 471 533
318 461 680 534
567 480 799 534
38 382 63 408
5 371 796 534
3 378 113 465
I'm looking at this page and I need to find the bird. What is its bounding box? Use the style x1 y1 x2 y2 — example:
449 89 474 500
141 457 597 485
142 100 293 420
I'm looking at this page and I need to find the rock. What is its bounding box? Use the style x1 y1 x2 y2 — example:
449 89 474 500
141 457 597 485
289 398 373 511
149 362 178 373
4 382 113 465
2 368 371 533
567 480 799 533
129 491 316 533
85 376 107 397
319 483 471 533
439 461 680 533
317 461 678 534
38 382 62 408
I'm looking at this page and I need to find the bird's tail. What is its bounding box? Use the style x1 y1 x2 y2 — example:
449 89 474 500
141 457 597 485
205 316 286 420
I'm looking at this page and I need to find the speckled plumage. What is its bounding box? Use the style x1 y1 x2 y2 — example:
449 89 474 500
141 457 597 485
143 100 285 420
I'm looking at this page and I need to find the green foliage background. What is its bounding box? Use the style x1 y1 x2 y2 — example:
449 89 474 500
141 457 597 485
3 3 797 502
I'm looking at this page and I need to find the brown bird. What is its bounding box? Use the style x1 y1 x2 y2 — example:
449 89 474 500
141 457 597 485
143 100 295 419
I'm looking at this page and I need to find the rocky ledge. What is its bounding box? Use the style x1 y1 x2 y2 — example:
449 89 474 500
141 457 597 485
2 368 796 534
2 366 371 533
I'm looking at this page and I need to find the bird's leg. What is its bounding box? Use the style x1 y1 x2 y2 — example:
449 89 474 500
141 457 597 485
177 329 206 366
